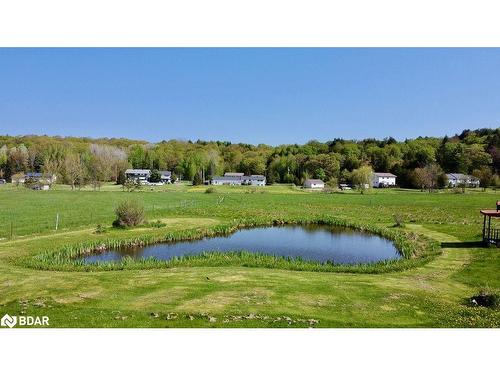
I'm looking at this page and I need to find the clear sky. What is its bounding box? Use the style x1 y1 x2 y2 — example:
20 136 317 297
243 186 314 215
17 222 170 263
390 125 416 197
0 48 499 145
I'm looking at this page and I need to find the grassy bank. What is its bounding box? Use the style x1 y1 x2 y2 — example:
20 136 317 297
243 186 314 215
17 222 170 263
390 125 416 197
22 216 439 273
0 185 499 327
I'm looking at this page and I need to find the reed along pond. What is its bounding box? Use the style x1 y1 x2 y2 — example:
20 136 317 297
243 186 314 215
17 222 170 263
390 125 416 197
81 224 402 265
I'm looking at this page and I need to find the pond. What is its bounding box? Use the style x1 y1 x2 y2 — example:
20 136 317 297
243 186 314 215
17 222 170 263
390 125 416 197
81 224 401 265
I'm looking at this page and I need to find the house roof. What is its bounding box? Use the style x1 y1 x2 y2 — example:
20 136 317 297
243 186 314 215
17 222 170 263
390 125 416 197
249 175 266 181
446 173 478 180
212 175 243 181
25 172 55 178
304 179 324 184
212 175 266 181
373 172 397 177
224 172 244 177
159 170 172 176
125 169 151 174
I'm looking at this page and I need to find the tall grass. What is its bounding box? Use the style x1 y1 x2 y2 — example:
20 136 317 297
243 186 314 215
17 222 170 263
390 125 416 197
22 215 440 273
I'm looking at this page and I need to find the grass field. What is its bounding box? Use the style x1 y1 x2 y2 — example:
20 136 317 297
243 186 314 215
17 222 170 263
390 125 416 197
0 183 499 327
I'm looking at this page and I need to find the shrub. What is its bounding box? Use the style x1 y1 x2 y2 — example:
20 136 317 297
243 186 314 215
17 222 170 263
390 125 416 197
192 172 203 186
94 224 107 234
123 178 142 192
470 290 500 309
113 200 145 227
205 187 216 194
392 213 405 228
149 170 161 183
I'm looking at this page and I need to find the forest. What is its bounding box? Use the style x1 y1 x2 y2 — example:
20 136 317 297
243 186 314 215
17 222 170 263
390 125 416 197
0 128 499 189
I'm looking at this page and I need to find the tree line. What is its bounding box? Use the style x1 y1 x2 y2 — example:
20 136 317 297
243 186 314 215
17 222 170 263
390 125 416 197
0 127 499 189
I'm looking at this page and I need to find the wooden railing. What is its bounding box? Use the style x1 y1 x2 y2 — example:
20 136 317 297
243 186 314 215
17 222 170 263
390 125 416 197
484 227 500 244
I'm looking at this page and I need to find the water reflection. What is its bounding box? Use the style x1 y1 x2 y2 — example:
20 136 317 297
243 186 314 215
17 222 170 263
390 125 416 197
81 224 401 265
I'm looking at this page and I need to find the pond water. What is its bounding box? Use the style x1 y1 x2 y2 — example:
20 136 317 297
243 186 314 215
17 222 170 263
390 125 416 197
81 224 401 265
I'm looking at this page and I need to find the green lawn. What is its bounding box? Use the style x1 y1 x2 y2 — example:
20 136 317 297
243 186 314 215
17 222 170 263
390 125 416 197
0 184 498 327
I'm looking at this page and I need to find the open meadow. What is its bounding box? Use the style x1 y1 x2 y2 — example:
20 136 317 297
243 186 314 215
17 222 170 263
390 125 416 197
0 183 499 327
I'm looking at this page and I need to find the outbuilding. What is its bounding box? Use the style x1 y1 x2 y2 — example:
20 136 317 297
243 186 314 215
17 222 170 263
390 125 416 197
211 173 266 186
446 173 480 188
159 170 172 183
125 169 151 182
372 172 397 188
303 179 325 189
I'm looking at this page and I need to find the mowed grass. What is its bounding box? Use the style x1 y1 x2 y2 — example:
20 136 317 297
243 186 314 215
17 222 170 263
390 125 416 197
0 184 499 327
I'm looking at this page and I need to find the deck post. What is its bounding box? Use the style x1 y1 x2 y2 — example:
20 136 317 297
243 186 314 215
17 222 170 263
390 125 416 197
488 216 492 243
483 214 487 243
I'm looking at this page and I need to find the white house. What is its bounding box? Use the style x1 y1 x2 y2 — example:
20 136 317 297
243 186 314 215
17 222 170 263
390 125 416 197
25 172 57 184
304 179 325 189
446 173 480 188
211 175 242 185
125 169 151 182
244 175 266 186
159 170 172 183
211 173 266 186
372 172 397 188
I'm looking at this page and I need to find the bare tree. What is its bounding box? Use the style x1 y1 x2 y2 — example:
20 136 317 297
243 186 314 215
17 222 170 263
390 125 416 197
89 144 127 183
43 157 64 180
64 153 86 190
412 164 443 192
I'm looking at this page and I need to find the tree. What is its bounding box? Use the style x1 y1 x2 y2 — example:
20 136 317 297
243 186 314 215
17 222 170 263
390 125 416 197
0 145 7 178
63 153 86 190
87 145 113 190
412 164 443 192
351 165 373 193
116 169 127 185
149 169 161 183
472 167 493 191
123 178 142 192
411 168 427 191
192 171 203 185
6 145 28 177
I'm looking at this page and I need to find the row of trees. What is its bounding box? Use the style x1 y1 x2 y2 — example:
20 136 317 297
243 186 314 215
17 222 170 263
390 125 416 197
0 128 499 189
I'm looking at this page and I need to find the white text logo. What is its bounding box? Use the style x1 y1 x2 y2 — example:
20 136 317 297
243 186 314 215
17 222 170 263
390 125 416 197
1 313 49 328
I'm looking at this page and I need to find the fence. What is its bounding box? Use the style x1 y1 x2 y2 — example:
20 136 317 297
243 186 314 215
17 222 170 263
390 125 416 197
0 200 202 240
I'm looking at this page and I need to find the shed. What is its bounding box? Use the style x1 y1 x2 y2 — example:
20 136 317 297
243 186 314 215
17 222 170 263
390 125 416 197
304 179 325 189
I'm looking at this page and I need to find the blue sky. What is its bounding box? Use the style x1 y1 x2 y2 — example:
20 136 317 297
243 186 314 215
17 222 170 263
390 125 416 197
0 48 499 145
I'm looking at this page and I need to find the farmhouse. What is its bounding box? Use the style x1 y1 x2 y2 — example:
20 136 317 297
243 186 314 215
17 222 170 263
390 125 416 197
159 170 172 183
210 173 266 186
304 179 325 189
26 172 57 184
125 169 151 182
372 172 397 188
13 172 57 190
11 172 57 189
244 175 266 186
446 173 480 188
13 172 57 185
211 175 243 185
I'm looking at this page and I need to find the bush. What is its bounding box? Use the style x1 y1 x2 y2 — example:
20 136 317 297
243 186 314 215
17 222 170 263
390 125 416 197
192 172 203 185
149 170 161 183
392 213 405 228
113 200 145 227
94 224 107 234
470 290 500 309
205 187 216 194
